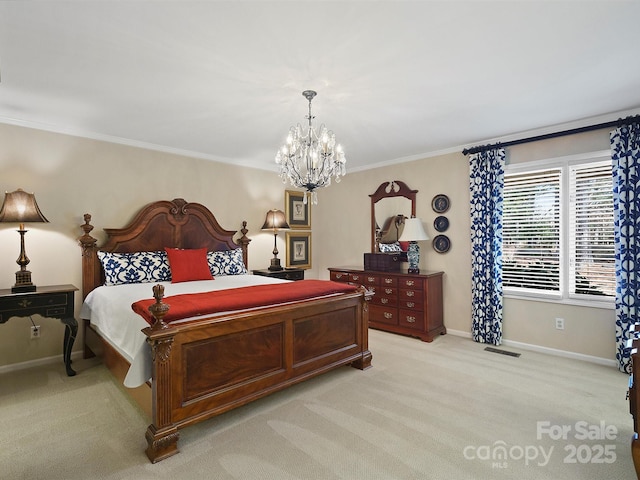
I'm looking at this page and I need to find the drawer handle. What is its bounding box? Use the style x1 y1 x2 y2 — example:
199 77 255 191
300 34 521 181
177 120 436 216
352 275 360 281
335 273 343 279
385 288 393 294
367 276 375 282
406 302 415 308
381 298 388 304
384 312 393 319
406 291 415 297
384 278 393 284
406 316 416 323
406 280 415 286
18 299 32 308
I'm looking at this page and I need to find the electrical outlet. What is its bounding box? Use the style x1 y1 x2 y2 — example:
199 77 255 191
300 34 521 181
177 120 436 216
555 318 564 330
30 325 40 339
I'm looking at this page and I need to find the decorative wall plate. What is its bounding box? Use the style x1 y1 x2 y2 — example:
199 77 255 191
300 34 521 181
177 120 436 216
433 235 451 253
434 216 449 232
431 194 450 213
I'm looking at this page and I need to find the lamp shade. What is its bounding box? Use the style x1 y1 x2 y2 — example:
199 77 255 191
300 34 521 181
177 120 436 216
261 209 289 230
398 217 428 242
0 189 49 224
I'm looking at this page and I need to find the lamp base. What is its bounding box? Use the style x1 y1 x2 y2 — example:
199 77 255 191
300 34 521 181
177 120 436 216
406 242 421 275
268 258 284 271
12 270 36 293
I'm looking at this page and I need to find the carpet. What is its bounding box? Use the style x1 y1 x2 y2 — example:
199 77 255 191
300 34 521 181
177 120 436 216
0 330 635 479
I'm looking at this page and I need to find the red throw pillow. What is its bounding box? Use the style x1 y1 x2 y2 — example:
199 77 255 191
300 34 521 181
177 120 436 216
399 241 410 251
165 247 213 283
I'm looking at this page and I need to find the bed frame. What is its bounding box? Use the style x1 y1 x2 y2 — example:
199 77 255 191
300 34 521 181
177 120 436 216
78 198 372 463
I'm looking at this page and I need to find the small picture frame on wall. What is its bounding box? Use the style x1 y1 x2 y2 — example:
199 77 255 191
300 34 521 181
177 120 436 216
286 231 311 269
285 190 311 229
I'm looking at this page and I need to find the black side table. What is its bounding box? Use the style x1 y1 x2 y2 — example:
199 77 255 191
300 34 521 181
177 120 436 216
252 268 305 281
0 284 78 376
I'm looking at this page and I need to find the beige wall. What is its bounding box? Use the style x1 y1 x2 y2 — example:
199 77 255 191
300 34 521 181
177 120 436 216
0 123 286 367
0 122 618 369
313 152 473 344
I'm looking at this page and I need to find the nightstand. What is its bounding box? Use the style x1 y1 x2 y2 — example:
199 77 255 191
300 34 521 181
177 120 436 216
252 268 305 281
0 284 78 376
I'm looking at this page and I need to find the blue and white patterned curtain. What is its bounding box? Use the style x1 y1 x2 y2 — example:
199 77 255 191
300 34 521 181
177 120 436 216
469 148 505 345
611 122 640 373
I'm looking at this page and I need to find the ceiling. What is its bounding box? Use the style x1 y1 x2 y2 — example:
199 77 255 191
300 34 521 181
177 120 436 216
1 1 640 173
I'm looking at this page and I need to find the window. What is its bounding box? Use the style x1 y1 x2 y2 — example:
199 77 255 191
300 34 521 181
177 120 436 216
503 168 561 292
503 153 615 305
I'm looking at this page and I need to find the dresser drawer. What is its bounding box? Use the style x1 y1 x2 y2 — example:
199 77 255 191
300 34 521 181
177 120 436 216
379 276 398 287
398 277 423 290
370 305 397 325
399 309 424 330
399 289 424 303
399 299 421 310
362 273 380 286
0 293 69 313
330 271 350 282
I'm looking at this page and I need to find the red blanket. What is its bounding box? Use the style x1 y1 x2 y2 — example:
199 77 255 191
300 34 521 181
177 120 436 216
131 279 358 325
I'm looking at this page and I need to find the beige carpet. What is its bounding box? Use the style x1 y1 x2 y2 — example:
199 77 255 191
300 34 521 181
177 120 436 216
0 330 635 480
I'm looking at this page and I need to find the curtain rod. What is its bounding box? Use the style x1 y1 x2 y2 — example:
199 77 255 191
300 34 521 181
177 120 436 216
462 114 640 156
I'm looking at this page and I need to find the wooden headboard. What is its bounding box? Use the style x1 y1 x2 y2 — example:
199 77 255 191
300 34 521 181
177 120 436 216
78 198 250 299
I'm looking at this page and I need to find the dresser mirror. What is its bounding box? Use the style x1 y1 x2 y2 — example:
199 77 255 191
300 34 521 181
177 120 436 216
370 180 417 253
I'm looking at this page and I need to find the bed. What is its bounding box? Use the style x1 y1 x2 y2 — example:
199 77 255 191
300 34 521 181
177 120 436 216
78 198 372 463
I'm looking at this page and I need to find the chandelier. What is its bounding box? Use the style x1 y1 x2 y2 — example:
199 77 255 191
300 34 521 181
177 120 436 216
275 90 346 205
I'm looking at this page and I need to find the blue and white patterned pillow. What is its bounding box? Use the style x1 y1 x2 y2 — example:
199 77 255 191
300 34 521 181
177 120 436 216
98 250 171 286
379 242 403 253
207 248 247 276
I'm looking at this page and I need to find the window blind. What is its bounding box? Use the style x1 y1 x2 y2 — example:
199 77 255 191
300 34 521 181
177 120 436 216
569 161 615 297
503 169 561 292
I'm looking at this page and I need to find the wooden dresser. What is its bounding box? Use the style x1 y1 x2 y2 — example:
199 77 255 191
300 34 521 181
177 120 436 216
329 266 445 342
628 323 640 479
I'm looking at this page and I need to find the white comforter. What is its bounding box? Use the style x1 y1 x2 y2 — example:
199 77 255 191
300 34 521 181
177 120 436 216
80 274 288 387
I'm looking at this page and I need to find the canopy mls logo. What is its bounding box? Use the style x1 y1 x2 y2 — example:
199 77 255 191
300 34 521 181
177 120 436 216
463 420 618 469
463 441 553 468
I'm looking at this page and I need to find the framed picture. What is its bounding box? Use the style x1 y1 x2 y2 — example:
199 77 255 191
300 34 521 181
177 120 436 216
286 231 311 269
285 190 311 229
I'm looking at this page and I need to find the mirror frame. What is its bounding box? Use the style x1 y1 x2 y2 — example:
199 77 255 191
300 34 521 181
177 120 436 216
370 180 418 253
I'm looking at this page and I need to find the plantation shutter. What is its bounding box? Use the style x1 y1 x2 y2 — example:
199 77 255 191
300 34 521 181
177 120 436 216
569 161 615 297
503 169 561 292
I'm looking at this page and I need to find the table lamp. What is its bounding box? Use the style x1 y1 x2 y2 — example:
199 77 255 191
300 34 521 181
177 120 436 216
262 209 289 271
398 217 429 274
0 188 49 292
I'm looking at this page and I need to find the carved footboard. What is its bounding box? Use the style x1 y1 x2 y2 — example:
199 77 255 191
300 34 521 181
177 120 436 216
143 284 372 463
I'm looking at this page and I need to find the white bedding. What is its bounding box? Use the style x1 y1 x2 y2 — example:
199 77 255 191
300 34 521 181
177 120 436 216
80 274 289 388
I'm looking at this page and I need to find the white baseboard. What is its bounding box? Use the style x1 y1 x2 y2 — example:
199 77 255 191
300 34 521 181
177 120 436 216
446 328 472 339
446 328 617 368
0 351 84 375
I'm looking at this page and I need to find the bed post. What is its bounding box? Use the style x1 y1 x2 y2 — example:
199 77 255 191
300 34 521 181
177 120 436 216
79 214 102 359
78 214 100 300
238 220 250 269
143 284 179 463
352 286 374 370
